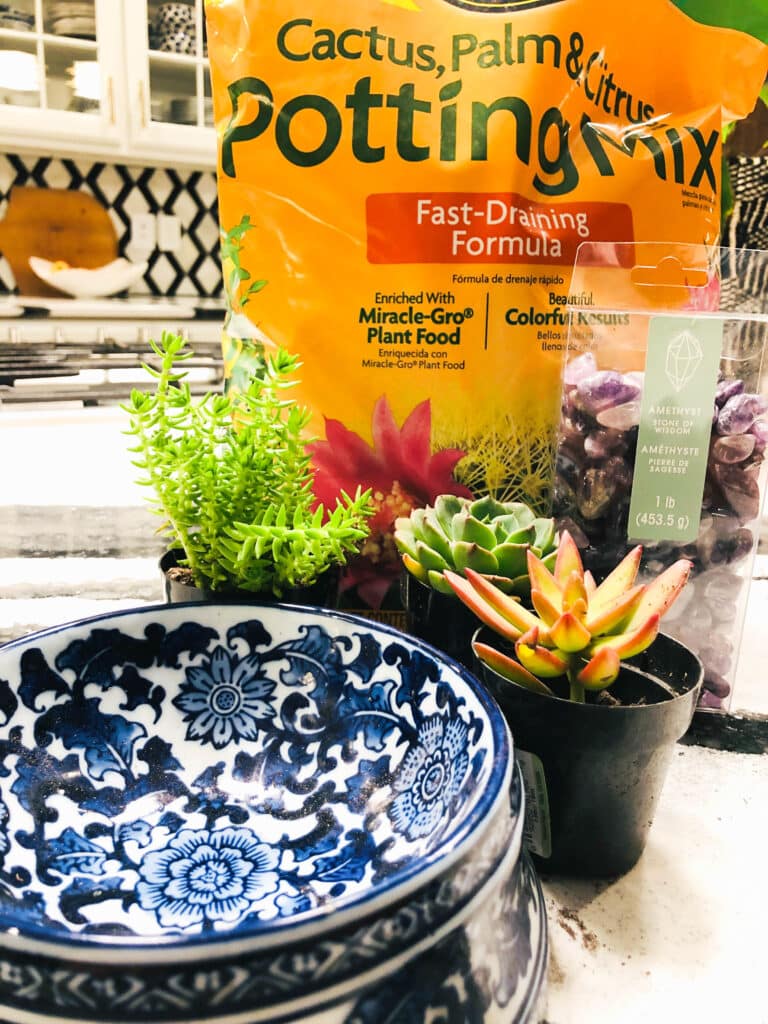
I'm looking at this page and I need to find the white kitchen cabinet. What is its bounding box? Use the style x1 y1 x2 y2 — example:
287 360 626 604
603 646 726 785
0 0 123 155
122 0 216 167
0 0 216 168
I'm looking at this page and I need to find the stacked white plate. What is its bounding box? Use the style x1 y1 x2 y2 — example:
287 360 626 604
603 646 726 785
0 4 34 30
49 1 95 38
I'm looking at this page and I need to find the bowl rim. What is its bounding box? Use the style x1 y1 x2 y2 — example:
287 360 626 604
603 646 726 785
0 602 513 964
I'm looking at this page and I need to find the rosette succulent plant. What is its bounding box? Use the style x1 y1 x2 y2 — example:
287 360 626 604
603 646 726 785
394 494 558 597
446 531 691 702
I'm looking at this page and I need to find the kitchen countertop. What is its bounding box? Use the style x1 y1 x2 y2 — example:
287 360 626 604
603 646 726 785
0 294 225 320
0 404 766 1024
0 298 22 318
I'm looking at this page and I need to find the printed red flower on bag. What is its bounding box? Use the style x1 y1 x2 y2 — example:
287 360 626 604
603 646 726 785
309 396 472 608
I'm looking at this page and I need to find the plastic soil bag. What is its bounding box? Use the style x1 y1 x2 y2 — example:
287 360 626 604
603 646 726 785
555 242 768 711
205 0 767 614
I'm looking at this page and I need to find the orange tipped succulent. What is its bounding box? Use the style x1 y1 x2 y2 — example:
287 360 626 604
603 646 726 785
445 531 691 703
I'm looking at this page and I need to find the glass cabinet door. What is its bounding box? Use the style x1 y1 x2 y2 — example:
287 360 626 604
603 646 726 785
0 0 215 165
0 0 117 129
122 0 215 166
146 0 208 127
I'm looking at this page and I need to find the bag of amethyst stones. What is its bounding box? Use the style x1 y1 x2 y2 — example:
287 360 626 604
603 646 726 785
554 242 768 711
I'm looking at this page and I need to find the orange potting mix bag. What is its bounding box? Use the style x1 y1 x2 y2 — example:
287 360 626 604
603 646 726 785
205 0 767 614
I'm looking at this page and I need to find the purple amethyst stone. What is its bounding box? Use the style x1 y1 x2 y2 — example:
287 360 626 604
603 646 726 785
715 377 745 408
716 393 768 436
576 371 641 417
564 352 598 387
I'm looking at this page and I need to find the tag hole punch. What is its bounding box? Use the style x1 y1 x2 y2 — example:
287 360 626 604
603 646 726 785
630 255 711 290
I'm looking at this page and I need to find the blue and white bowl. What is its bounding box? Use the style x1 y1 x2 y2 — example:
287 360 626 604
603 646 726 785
0 603 547 1023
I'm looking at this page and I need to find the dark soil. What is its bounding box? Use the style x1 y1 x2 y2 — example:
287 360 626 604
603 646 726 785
166 566 197 587
557 907 599 952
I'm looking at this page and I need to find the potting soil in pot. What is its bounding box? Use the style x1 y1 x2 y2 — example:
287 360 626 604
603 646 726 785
205 0 767 616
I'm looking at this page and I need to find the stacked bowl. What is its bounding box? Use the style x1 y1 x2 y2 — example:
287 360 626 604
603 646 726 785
0 603 547 1023
0 5 34 31
48 1 96 38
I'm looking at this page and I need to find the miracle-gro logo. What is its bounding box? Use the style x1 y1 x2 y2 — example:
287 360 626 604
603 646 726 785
438 0 567 11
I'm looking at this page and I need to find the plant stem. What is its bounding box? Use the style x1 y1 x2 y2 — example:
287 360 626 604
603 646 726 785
568 661 585 703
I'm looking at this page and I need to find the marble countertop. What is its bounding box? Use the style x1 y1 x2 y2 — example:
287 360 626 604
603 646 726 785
541 740 767 1023
1 404 766 1024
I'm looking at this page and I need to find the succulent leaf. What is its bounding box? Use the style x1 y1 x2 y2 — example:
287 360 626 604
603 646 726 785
434 493 464 534
414 540 450 573
494 518 535 545
577 647 621 690
622 559 692 630
585 583 645 636
469 495 510 520
589 545 643 614
541 550 558 574
443 570 523 641
453 512 497 550
409 507 427 533
493 542 530 579
515 635 569 678
473 641 555 695
530 587 561 627
394 515 413 535
505 502 536 527
590 613 660 659
451 541 499 575
561 570 588 613
402 552 428 583
553 530 583 586
482 574 521 595
419 510 453 561
549 611 592 653
584 570 597 595
463 568 543 633
393 524 419 561
569 597 588 625
426 569 455 594
533 518 557 555
526 549 562 611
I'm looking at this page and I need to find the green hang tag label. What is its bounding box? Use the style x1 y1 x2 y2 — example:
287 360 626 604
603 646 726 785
628 315 722 544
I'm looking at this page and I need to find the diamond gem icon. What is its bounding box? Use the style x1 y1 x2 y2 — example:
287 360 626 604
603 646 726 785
665 330 703 392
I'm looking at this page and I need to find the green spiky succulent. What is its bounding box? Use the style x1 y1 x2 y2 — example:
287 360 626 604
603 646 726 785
124 331 373 598
446 531 692 703
394 494 558 598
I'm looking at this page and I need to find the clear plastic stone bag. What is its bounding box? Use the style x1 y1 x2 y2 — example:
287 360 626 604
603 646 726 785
554 242 768 711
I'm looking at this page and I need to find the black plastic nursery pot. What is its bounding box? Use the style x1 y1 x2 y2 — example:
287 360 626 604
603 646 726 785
400 570 479 669
474 628 704 878
159 549 340 607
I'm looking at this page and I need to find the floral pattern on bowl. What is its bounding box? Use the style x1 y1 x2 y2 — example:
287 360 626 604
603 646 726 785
0 770 526 1022
0 603 512 962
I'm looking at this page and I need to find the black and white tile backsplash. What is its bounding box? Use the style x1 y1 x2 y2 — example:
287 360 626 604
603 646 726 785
0 153 223 298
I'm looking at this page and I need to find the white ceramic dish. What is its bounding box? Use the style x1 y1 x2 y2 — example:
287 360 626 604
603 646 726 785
28 256 148 298
51 16 96 34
